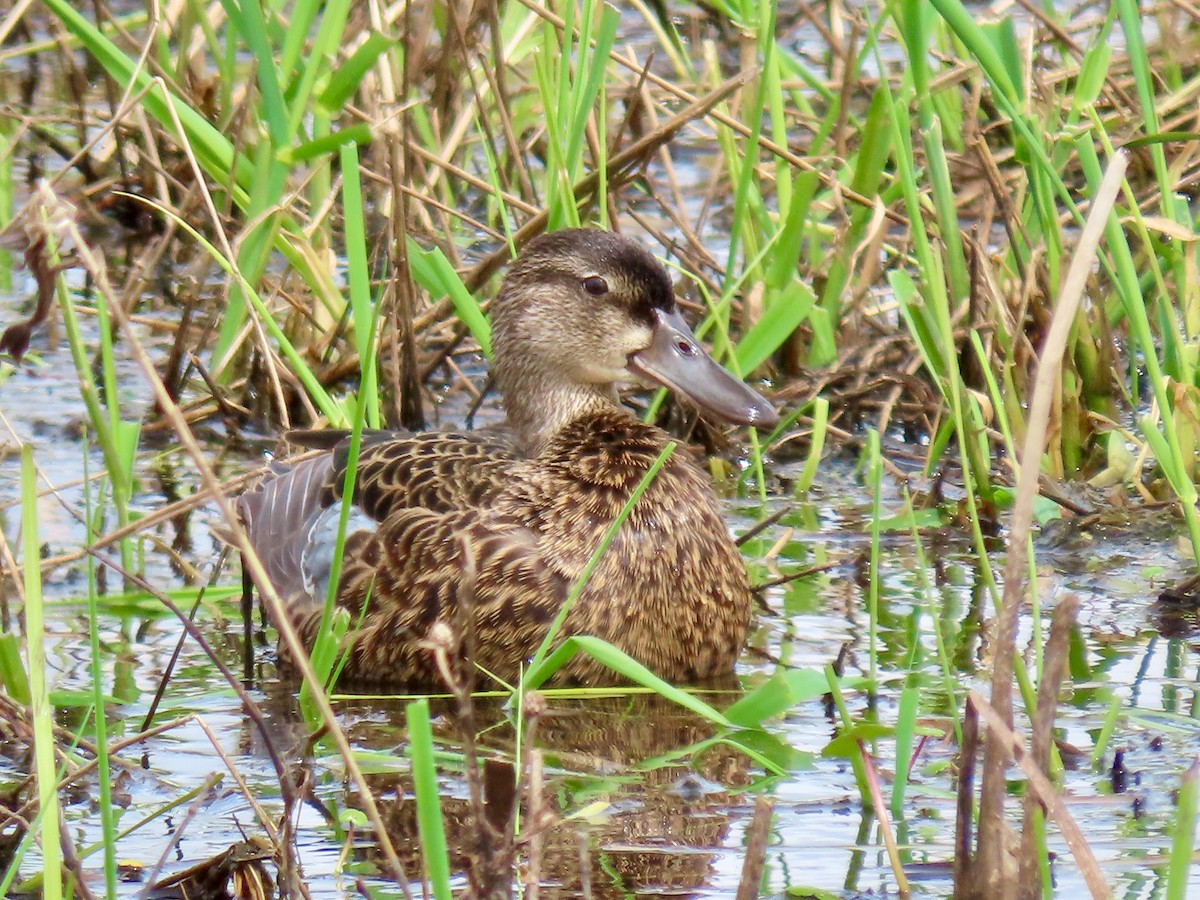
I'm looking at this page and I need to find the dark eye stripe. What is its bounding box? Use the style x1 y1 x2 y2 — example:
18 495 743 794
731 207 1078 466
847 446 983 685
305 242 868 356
582 275 609 296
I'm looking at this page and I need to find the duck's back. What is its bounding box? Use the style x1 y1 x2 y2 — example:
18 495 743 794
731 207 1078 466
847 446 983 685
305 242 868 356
239 428 519 612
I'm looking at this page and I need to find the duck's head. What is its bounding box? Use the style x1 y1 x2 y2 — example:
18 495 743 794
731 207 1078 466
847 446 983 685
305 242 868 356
491 229 778 444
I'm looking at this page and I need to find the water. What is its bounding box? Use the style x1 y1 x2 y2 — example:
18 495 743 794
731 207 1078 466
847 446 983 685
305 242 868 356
2 5 1199 895
2 371 1197 897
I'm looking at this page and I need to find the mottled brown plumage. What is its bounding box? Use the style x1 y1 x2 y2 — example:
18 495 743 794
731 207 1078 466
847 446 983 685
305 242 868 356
239 229 778 688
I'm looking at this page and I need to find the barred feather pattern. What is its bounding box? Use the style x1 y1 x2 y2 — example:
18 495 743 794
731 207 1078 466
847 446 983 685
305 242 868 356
245 411 750 688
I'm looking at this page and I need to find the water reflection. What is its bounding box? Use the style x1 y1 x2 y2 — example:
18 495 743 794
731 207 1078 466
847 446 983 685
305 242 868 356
251 682 753 896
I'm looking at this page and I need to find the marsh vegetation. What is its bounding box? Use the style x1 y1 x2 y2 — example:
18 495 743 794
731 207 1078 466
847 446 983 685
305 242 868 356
1 0 1199 897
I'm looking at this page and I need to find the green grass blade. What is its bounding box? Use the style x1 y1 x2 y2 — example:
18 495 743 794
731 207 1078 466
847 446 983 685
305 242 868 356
220 0 288 145
724 668 828 728
339 141 379 428
0 635 30 705
735 280 815 374
795 397 828 494
406 699 452 900
21 446 62 900
411 243 493 359
523 637 731 728
317 32 396 114
278 123 373 163
82 442 118 899
1166 759 1199 900
525 442 676 675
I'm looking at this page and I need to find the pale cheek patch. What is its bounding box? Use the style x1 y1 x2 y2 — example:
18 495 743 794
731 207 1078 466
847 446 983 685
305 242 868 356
620 323 654 355
575 323 652 384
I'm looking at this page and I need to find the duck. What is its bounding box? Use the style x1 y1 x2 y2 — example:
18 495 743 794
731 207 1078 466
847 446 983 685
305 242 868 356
238 229 778 688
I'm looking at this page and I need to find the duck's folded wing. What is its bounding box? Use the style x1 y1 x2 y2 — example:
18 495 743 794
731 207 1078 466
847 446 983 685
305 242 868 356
332 430 519 520
237 453 335 603
238 430 521 610
285 507 569 687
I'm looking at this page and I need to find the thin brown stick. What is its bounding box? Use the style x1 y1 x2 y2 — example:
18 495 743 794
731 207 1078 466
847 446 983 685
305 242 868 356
735 795 774 900
1017 594 1081 897
974 151 1127 898
195 717 280 846
135 772 225 900
970 692 1111 900
859 746 910 897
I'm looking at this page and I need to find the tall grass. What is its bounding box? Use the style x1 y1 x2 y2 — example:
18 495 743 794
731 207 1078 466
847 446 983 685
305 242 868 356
20 447 62 900
5 0 1200 895
82 448 118 900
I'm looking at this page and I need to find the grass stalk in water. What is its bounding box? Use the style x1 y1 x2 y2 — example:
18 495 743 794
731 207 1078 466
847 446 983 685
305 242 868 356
865 430 883 694
304 142 382 707
524 441 675 678
21 446 62 900
32 211 140 579
1166 759 1199 900
82 443 118 899
794 397 828 495
407 699 453 900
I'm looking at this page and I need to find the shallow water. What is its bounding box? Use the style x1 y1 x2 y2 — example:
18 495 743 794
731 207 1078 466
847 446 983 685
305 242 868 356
2 192 1199 900
2 344 1198 898
2 5 1199 896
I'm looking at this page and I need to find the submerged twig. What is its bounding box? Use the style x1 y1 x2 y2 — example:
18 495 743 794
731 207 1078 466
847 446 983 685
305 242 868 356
1018 595 1082 896
735 795 774 900
140 548 230 733
736 503 793 546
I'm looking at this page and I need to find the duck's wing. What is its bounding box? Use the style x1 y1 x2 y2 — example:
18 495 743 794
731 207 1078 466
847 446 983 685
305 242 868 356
236 453 338 603
329 430 519 520
283 504 569 687
237 430 519 608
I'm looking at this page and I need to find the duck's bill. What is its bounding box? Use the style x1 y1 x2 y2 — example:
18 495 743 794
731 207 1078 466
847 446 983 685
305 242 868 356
628 308 779 429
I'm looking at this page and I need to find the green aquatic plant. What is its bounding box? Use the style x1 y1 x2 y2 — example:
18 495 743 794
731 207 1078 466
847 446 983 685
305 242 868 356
19 447 62 900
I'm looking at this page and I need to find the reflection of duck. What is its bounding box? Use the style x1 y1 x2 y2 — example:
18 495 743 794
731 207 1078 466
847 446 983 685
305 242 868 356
242 676 753 895
239 229 777 687
339 691 752 897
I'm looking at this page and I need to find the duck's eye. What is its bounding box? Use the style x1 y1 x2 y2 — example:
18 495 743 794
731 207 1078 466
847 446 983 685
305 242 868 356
581 275 609 296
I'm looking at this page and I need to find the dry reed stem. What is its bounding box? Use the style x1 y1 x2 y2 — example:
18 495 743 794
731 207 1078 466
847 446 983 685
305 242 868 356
968 151 1127 899
195 716 282 846
525 748 544 900
137 771 224 899
1017 594 1082 897
861 746 910 897
29 470 262 575
735 795 774 900
969 692 1111 900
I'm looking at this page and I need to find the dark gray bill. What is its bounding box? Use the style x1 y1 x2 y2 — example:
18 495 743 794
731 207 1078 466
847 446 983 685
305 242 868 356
628 308 779 428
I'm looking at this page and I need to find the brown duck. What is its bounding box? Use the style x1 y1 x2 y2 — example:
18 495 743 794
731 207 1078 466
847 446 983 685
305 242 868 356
239 229 778 688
